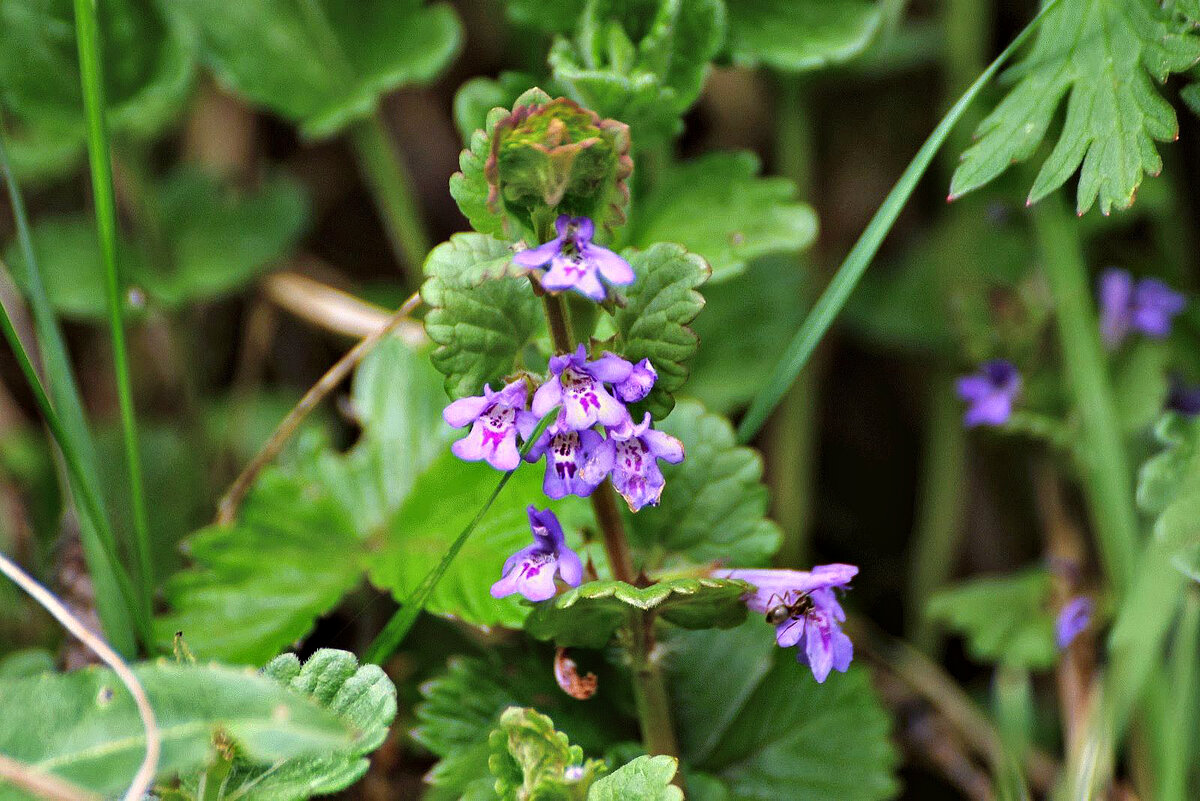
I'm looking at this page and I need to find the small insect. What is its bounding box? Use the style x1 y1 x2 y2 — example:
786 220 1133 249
764 590 814 625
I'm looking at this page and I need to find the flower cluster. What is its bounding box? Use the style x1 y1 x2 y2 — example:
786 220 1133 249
445 214 685 604
721 564 858 683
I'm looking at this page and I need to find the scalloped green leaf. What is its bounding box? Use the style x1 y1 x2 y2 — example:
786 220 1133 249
172 0 461 138
173 649 398 801
156 338 447 663
453 72 541 144
949 0 1200 215
489 707 606 801
926 569 1058 669
421 233 541 399
613 244 708 418
0 0 195 179
671 620 900 801
726 0 882 72
629 401 782 567
0 662 357 799
630 152 817 283
525 578 750 648
588 755 682 801
414 655 628 800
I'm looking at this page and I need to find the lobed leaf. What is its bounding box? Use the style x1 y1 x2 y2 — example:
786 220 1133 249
630 152 817 283
949 0 1200 214
629 401 782 567
613 244 708 418
172 0 461 138
926 569 1059 669
421 233 540 400
725 0 883 72
524 578 750 648
488 706 605 801
0 662 357 799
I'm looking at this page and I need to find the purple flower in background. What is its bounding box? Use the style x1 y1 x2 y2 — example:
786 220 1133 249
1167 376 1200 416
583 412 684 511
956 360 1020 428
1098 268 1186 348
514 215 635 301
534 345 632 431
614 358 657 403
721 564 858 683
490 507 583 602
1056 596 1093 649
444 380 539 471
525 422 605 499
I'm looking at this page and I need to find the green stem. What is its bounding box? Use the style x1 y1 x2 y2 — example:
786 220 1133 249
737 0 1062 444
72 0 153 624
350 111 432 279
1161 588 1200 801
906 379 968 653
1029 197 1138 591
0 129 139 655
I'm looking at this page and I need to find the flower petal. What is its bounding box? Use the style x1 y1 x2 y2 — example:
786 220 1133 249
532 379 563 418
514 237 563 269
443 395 490 428
588 245 635 285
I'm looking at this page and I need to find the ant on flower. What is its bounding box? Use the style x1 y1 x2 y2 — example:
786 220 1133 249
763 590 815 626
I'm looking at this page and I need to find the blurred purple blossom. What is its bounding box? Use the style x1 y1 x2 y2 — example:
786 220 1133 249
1098 269 1185 348
514 215 634 301
1167 377 1200 417
1056 596 1093 649
956 360 1021 428
490 506 583 602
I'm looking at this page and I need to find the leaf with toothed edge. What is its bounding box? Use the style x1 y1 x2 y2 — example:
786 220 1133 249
524 578 750 649
949 0 1200 215
613 244 709 419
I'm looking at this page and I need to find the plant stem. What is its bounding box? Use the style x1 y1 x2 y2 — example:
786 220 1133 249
350 110 432 280
906 379 968 653
1161 587 1200 801
1030 197 1138 591
737 0 1062 444
0 129 139 655
537 289 679 761
72 0 153 625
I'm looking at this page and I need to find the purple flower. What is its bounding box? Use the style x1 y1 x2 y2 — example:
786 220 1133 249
533 344 633 431
490 507 583 602
525 421 605 499
614 358 657 403
1056 596 1093 650
444 380 540 471
721 564 858 683
1098 269 1185 348
513 215 635 302
1167 376 1200 416
582 413 684 512
956 360 1020 428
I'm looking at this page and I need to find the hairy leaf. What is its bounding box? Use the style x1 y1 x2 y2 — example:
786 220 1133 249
613 244 708 418
172 0 461 137
489 707 605 801
629 401 781 566
588 755 682 801
926 569 1058 669
174 649 398 801
525 578 749 648
450 107 517 238
950 0 1200 214
0 662 356 799
674 621 899 801
630 152 817 282
422 233 540 399
726 0 883 72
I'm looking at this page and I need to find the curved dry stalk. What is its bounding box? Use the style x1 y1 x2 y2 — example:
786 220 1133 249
0 754 101 801
215 292 422 526
264 271 425 343
0 551 159 801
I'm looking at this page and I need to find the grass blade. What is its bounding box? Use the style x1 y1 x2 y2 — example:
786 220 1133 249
736 0 1061 444
71 0 153 620
0 128 141 655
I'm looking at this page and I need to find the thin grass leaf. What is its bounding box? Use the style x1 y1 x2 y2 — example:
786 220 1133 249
71 0 153 624
0 127 141 656
735 0 1062 444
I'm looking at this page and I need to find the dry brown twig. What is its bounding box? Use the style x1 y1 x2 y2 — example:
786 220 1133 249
215 291 423 525
0 551 159 801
